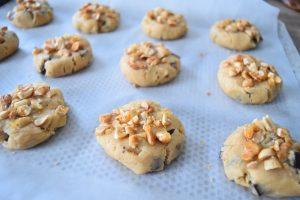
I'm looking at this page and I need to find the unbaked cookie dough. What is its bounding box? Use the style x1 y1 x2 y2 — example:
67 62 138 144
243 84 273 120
217 54 282 104
95 100 185 174
33 34 93 77
0 26 19 61
221 115 300 197
210 19 262 51
141 7 187 40
73 2 119 34
0 82 69 150
7 0 53 28
120 42 181 87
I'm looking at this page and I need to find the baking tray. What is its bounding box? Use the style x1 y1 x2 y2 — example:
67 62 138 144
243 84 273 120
0 0 300 199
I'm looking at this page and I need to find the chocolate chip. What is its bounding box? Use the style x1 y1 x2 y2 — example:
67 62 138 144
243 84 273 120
40 65 46 74
0 0 10 6
167 129 175 134
0 131 9 142
250 184 263 196
292 151 300 169
170 62 177 68
219 150 223 159
171 53 180 59
150 158 163 171
176 144 182 151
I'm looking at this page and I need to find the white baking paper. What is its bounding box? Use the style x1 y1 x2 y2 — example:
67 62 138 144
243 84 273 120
0 0 300 199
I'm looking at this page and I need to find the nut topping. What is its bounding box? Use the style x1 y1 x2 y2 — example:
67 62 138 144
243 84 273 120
34 84 50 96
146 8 184 27
14 117 32 129
0 110 9 120
125 42 177 70
156 130 171 144
17 84 34 99
113 127 128 139
0 26 8 44
258 148 275 161
144 124 156 145
224 55 282 88
95 101 177 148
33 35 88 57
8 0 52 22
55 105 69 116
264 156 282 170
77 3 119 22
34 115 52 129
99 113 113 124
241 141 262 161
0 83 69 131
0 94 12 109
17 105 32 117
95 125 111 136
242 115 296 171
217 19 261 42
129 135 140 149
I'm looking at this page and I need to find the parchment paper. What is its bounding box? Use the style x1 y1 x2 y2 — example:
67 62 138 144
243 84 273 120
0 0 300 199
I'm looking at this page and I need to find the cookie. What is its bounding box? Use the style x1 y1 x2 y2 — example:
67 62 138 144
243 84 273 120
221 115 300 197
33 34 93 77
120 42 180 87
73 2 119 34
95 100 185 174
0 82 69 150
141 7 187 40
0 26 19 61
7 0 53 28
217 54 282 104
210 19 262 51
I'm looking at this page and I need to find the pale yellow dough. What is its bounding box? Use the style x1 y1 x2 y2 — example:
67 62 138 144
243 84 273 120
141 7 187 40
33 34 93 77
221 116 300 197
0 27 19 61
95 100 185 174
7 0 53 28
0 82 69 150
120 42 180 87
217 55 282 104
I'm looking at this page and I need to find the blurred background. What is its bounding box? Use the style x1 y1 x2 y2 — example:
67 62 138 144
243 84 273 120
267 0 299 53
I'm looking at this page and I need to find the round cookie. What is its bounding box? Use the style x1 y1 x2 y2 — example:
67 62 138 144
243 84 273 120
210 19 262 51
0 26 19 61
217 54 282 104
0 82 69 150
221 115 300 197
73 2 119 34
32 34 93 77
120 42 180 87
141 7 187 40
95 100 185 174
7 0 53 28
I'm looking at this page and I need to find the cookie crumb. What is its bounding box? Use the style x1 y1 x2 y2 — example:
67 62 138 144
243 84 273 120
199 53 204 59
200 139 206 146
207 164 212 171
53 161 60 166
